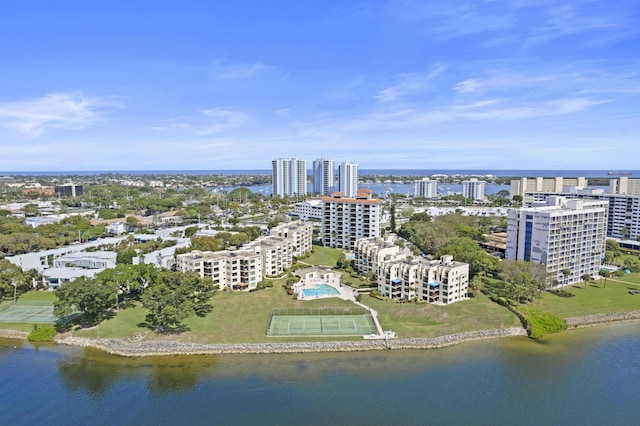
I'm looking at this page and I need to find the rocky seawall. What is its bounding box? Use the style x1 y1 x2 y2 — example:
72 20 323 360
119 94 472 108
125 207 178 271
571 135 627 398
0 329 29 339
53 327 528 357
565 310 640 329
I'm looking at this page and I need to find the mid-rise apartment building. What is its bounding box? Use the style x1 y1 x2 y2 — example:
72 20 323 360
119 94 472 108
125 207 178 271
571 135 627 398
177 221 313 290
414 178 438 198
506 197 608 286
312 158 335 195
609 177 640 195
293 199 323 221
378 255 469 305
510 177 588 198
177 249 263 290
523 188 640 241
353 234 404 274
462 178 486 200
338 161 359 198
55 184 83 197
321 189 381 250
272 158 307 197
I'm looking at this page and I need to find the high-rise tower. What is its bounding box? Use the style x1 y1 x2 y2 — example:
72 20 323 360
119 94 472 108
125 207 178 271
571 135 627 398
312 158 335 195
272 158 307 197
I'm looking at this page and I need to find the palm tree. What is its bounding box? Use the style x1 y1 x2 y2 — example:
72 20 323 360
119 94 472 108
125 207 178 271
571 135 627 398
562 269 571 288
469 275 485 297
600 270 611 288
581 273 591 289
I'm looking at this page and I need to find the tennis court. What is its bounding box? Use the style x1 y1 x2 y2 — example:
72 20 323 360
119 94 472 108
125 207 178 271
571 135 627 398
267 308 377 336
0 302 56 323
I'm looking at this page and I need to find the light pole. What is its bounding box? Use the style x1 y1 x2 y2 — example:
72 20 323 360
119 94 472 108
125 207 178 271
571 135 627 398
12 278 17 305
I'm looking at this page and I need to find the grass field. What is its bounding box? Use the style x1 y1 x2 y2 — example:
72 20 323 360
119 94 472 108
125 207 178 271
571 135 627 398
364 294 521 338
533 278 640 318
76 281 364 343
302 245 341 267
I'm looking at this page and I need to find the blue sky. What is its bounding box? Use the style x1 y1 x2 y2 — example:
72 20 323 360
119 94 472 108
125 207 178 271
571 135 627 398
0 0 639 171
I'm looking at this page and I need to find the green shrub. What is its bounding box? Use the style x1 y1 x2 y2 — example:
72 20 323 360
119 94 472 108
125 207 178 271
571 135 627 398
520 308 567 339
550 289 575 298
28 324 57 342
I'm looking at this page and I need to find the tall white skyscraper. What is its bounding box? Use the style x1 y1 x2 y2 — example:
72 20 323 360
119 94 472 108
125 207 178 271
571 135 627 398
462 178 486 200
338 161 358 198
312 158 335 195
414 178 438 198
272 158 307 197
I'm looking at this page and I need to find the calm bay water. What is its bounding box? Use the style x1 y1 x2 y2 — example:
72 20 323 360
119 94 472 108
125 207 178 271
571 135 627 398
1 323 639 426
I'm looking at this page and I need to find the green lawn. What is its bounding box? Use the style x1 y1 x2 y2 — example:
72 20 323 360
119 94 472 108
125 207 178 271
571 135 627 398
533 278 640 318
17 291 57 304
364 294 521 338
302 245 341 267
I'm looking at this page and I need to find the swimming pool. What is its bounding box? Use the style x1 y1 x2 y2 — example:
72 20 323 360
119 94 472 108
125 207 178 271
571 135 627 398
301 284 340 298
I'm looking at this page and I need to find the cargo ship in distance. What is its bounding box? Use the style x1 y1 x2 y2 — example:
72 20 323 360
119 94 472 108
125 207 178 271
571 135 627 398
607 171 633 176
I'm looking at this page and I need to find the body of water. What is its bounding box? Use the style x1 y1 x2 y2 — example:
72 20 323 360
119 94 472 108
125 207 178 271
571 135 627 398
1 323 639 425
2 169 638 177
223 183 512 197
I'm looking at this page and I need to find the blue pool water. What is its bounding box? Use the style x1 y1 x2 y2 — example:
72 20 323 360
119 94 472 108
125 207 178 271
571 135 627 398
301 284 340 298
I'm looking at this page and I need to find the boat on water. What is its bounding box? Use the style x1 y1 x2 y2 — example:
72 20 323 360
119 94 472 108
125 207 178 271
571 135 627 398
607 171 633 176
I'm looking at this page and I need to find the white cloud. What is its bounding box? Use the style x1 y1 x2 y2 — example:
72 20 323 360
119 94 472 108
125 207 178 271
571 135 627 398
0 92 122 136
169 108 250 135
376 66 446 102
210 60 276 80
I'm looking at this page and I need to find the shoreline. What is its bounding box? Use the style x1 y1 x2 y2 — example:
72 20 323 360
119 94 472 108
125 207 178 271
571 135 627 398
2 310 640 357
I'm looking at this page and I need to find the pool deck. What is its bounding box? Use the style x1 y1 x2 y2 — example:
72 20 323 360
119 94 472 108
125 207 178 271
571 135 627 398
294 278 357 302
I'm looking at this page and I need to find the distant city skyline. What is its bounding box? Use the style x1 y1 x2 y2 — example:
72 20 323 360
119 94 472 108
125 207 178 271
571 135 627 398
1 1 639 171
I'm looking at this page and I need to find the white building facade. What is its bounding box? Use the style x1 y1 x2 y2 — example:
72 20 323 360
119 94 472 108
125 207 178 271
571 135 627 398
378 255 469 305
272 158 307 197
177 221 313 290
293 199 323 221
506 197 608 287
322 189 381 250
338 161 359 198
414 178 438 198
312 158 335 195
462 178 486 200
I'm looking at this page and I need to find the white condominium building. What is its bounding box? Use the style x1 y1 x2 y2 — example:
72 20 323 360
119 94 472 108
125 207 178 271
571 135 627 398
338 161 359 198
462 178 486 200
322 189 381 250
378 255 469 305
272 158 307 197
293 199 323 221
312 158 335 195
506 197 608 287
266 221 314 257
353 234 404 274
177 221 313 290
523 188 640 241
176 249 263 291
414 178 438 198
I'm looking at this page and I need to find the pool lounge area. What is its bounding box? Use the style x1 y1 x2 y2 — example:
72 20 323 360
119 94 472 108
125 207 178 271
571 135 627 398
293 266 357 301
